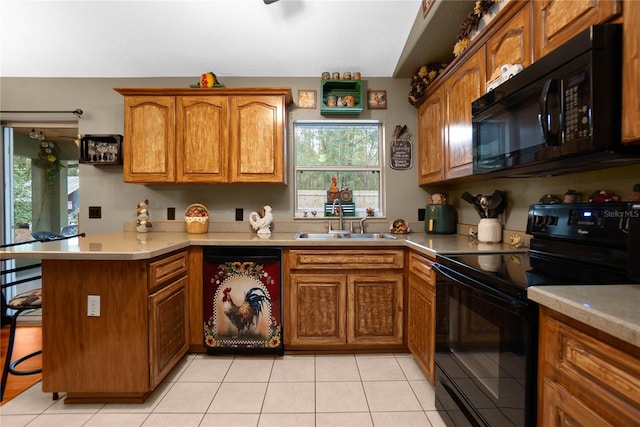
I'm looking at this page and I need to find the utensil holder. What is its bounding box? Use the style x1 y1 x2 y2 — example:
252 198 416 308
478 218 502 243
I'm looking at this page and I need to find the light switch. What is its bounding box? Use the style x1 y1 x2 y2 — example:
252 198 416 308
88 295 100 317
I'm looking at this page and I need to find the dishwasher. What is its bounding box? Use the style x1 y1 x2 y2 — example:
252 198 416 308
203 247 283 355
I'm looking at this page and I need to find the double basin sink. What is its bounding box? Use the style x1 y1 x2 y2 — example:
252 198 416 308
295 232 397 240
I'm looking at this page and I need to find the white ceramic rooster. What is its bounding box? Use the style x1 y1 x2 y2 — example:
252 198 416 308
249 205 273 234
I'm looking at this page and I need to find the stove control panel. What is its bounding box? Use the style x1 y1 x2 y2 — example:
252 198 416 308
527 202 633 246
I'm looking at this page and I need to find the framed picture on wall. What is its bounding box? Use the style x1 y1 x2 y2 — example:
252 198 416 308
422 0 435 17
367 90 387 109
297 89 317 109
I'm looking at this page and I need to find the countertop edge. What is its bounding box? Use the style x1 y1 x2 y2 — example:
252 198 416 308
528 285 640 347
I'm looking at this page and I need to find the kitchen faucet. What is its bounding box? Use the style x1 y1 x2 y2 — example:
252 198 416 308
332 199 344 231
360 217 367 233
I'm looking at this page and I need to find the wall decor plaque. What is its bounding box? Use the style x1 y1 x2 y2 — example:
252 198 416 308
390 139 412 170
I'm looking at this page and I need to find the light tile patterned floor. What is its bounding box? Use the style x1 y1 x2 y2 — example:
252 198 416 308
0 353 446 427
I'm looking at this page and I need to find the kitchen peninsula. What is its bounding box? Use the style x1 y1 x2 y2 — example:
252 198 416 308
0 230 505 403
2 230 639 406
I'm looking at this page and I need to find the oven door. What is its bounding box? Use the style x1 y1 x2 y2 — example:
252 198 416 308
433 263 537 427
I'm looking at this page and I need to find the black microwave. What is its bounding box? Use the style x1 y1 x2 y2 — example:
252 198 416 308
472 24 639 177
630 203 640 282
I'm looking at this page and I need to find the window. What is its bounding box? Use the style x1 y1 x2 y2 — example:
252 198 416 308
294 120 384 218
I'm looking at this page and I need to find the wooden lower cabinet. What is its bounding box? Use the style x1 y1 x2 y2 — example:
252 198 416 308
538 306 640 426
149 276 188 389
407 251 436 385
284 249 404 351
42 250 188 403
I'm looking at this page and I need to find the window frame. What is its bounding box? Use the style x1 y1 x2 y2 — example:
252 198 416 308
292 119 386 219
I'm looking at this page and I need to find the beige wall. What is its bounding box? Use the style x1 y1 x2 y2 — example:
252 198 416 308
1 77 429 236
3 76 638 236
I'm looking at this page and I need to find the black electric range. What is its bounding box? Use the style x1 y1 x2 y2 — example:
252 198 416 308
432 203 638 427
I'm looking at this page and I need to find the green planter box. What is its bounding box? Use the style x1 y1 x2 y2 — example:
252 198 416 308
321 80 363 115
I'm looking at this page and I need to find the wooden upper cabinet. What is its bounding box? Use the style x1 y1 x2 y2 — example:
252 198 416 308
230 95 286 183
115 87 292 184
176 96 228 183
444 48 485 180
417 86 445 185
533 0 621 59
123 96 176 183
486 2 532 75
622 0 640 144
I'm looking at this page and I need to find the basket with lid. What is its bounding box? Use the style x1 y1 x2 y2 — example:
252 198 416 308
184 203 209 233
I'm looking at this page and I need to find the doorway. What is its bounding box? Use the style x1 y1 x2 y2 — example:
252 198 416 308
1 124 78 313
2 124 79 245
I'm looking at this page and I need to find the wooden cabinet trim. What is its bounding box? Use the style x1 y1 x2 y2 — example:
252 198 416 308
408 251 436 291
115 87 293 104
149 250 188 290
287 249 404 270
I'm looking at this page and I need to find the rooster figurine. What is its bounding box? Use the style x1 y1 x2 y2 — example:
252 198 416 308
221 287 271 337
249 205 273 234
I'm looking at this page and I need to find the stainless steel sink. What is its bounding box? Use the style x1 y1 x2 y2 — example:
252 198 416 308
295 232 397 240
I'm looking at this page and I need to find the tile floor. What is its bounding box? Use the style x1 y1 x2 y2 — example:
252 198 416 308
0 352 446 427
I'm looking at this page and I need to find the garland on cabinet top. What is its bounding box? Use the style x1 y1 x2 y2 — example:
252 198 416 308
453 0 497 57
408 0 497 106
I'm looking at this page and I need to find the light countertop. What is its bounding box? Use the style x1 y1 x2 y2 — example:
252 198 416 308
528 285 640 347
0 230 522 261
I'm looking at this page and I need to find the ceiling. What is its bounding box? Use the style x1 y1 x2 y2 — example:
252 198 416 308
0 0 476 79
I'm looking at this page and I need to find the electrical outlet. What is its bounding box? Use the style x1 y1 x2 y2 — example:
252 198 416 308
418 208 426 221
88 206 102 219
167 207 176 220
235 208 243 221
87 295 100 317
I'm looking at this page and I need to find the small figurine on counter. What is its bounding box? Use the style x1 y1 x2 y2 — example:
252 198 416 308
588 190 620 203
509 234 523 248
136 199 152 233
249 205 273 234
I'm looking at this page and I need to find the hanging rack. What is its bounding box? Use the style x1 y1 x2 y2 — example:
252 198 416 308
0 109 83 117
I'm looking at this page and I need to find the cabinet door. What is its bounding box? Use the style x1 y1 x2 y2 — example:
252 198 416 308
417 86 445 185
347 273 403 345
486 2 532 75
229 95 286 183
407 275 435 385
149 276 188 389
176 96 229 183
123 96 175 183
533 0 621 59
541 379 613 427
622 0 640 144
445 49 485 180
287 273 347 346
